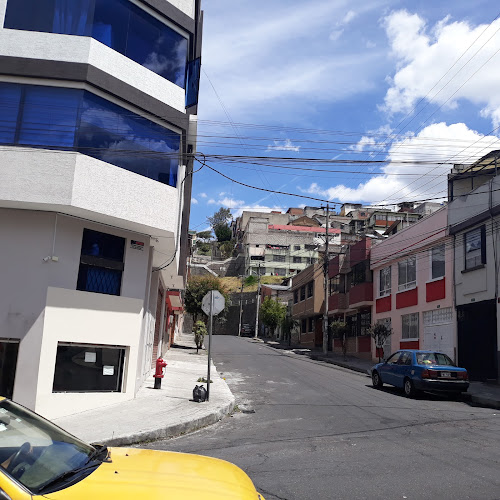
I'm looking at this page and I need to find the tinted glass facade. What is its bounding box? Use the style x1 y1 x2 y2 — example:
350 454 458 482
0 82 180 186
4 0 189 88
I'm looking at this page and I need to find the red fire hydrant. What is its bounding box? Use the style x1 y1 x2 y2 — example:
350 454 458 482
153 357 167 389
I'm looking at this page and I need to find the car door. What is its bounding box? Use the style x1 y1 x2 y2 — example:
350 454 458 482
393 351 412 388
378 351 402 386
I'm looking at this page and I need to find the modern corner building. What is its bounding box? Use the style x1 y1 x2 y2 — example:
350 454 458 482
0 0 202 418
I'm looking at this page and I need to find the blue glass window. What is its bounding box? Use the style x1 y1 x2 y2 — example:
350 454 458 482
0 84 21 143
185 57 201 108
4 0 189 89
19 86 80 147
77 229 125 296
0 82 180 186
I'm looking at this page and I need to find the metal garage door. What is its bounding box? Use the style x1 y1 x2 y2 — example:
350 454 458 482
423 308 454 361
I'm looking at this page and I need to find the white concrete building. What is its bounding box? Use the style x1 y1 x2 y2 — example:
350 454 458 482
0 0 202 418
448 150 500 381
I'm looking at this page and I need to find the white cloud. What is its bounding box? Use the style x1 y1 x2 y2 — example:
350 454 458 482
329 29 344 41
199 1 388 120
351 136 377 152
301 122 500 204
218 197 245 208
342 10 357 25
382 10 500 127
199 192 208 198
366 40 376 49
267 138 301 152
192 197 198 204
207 199 216 204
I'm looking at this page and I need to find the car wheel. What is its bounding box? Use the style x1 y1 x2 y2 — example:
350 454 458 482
372 371 383 389
403 378 416 398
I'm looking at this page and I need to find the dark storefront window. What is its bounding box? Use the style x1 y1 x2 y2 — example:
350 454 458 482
360 310 371 336
0 340 19 399
53 343 125 392
4 0 189 88
77 229 125 296
301 319 307 334
307 281 313 298
300 286 306 301
293 290 298 303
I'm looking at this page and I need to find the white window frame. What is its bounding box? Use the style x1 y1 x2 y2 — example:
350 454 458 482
464 226 485 270
401 313 419 340
379 266 391 297
398 255 416 291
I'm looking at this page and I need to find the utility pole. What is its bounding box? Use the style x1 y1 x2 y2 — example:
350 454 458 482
322 203 329 355
254 261 261 338
238 276 244 336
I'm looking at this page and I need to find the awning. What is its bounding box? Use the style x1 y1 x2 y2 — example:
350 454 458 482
166 291 183 311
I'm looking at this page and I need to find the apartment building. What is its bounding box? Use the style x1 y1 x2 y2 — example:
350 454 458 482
448 150 500 381
370 208 454 362
328 237 375 359
0 0 202 418
291 263 324 347
242 216 341 277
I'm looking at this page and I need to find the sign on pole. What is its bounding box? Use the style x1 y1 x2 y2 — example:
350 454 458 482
201 290 225 401
202 290 225 316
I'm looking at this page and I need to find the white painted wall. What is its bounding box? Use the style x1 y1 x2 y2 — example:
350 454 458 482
0 147 180 242
0 208 152 416
37 287 143 419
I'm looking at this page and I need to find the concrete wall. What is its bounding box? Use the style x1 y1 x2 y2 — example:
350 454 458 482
37 287 143 419
0 208 151 416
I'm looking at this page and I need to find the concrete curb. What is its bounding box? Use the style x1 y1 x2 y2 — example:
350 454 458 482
469 395 500 410
97 397 236 447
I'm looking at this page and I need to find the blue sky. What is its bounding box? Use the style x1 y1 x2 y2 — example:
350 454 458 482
189 0 500 232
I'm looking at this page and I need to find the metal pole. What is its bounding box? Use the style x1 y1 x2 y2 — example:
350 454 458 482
206 291 214 401
254 262 261 338
322 203 329 355
238 278 244 336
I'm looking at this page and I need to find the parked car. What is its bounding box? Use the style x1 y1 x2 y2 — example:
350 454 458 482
0 398 265 500
240 323 255 337
371 350 469 398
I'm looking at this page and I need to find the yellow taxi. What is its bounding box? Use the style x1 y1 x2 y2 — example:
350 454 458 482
0 398 265 500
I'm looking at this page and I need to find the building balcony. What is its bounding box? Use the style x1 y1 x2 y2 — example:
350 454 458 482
349 282 373 308
328 293 348 313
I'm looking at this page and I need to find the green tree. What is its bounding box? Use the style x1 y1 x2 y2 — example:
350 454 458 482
281 315 299 346
219 240 235 259
330 321 349 360
207 207 232 242
196 230 213 241
185 275 229 324
259 297 287 338
193 320 207 354
369 322 392 362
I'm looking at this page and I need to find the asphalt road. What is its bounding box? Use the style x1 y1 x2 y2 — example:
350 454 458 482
145 336 500 500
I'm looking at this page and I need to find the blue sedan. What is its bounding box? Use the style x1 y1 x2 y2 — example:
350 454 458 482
371 350 469 397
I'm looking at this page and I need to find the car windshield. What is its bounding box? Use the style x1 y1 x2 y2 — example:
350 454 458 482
0 399 96 494
416 352 455 366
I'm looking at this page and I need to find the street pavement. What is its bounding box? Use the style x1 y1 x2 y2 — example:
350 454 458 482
264 339 500 409
143 336 500 500
53 332 234 446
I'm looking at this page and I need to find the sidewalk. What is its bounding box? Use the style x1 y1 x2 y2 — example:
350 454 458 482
264 339 500 410
53 333 235 447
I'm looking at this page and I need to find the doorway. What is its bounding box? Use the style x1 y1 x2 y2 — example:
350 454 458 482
0 340 20 399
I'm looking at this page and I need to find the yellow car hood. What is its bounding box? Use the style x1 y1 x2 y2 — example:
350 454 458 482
39 447 264 500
